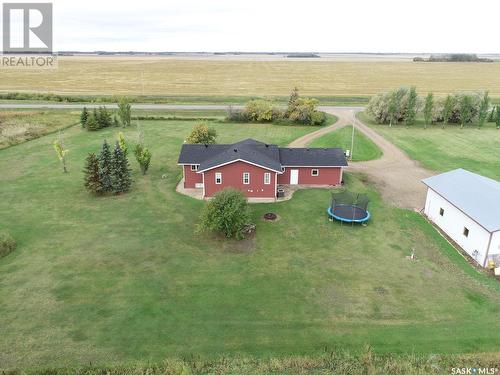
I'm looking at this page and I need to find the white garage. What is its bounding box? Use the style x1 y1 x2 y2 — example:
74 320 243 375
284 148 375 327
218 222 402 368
422 169 500 268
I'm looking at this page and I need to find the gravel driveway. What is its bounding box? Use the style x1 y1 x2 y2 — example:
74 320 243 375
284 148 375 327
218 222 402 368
291 107 434 210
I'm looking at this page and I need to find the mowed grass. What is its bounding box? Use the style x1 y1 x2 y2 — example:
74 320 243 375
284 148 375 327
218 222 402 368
308 126 382 161
1 119 500 368
2 57 500 97
358 112 500 180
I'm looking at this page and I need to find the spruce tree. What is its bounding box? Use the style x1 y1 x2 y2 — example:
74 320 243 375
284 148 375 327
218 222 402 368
86 113 99 131
80 107 89 128
111 141 131 194
98 140 113 193
83 153 101 194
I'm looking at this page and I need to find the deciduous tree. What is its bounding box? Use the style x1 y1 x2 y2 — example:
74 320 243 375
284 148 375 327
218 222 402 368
134 143 152 175
478 91 490 128
459 95 473 129
186 123 217 144
423 93 434 129
198 188 251 239
118 98 132 127
404 87 418 126
53 134 69 173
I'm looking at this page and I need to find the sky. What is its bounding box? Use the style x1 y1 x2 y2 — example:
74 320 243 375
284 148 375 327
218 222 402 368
3 0 500 53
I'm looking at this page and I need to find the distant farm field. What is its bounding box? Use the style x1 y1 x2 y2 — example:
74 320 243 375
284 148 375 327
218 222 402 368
2 57 500 98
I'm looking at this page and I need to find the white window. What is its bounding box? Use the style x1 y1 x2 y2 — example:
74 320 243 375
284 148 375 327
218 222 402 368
215 172 222 184
243 172 250 185
264 172 271 185
190 164 199 171
311 169 319 176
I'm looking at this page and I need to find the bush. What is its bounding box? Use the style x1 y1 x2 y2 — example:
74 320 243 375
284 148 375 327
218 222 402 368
186 123 217 144
288 98 325 125
198 188 251 239
0 231 16 258
244 99 274 122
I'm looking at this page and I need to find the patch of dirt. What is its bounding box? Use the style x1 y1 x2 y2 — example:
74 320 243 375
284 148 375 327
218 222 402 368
262 213 281 222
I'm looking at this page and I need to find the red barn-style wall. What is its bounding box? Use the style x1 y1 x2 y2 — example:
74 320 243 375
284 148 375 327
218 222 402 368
203 161 277 198
278 167 342 185
183 165 203 188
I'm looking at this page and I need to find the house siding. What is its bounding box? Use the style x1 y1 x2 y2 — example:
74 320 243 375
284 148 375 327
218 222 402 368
278 167 342 185
203 161 277 198
488 231 500 266
424 188 491 267
183 165 203 188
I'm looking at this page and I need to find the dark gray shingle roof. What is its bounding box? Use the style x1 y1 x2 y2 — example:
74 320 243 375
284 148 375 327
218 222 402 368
279 147 348 167
422 169 500 232
178 138 348 172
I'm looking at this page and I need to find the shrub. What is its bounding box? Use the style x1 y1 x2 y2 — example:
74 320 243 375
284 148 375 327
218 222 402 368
186 123 217 144
244 99 274 122
0 231 16 258
226 105 249 122
288 98 325 125
198 188 251 239
134 143 152 175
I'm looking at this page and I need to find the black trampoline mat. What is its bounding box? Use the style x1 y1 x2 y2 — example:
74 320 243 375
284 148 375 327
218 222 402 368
333 205 368 220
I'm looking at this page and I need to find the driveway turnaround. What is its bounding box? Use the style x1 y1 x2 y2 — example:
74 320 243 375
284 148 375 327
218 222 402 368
290 107 433 211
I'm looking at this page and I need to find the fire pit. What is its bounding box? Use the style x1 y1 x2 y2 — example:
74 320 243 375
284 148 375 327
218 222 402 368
263 212 278 221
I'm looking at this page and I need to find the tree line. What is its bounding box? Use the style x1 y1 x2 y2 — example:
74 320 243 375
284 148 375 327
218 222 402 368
227 88 327 125
367 87 499 129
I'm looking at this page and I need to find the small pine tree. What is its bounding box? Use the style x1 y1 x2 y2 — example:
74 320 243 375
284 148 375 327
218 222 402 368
85 113 99 131
83 153 101 194
96 106 112 128
111 141 132 194
80 107 89 128
98 140 113 193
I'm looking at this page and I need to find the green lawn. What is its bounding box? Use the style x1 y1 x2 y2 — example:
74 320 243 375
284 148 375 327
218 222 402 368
358 111 500 180
1 119 500 369
308 125 382 161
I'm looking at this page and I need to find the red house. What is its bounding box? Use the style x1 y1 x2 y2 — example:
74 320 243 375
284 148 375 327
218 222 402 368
178 139 348 199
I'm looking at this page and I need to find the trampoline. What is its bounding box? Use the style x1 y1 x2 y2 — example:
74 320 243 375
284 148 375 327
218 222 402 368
327 191 370 223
